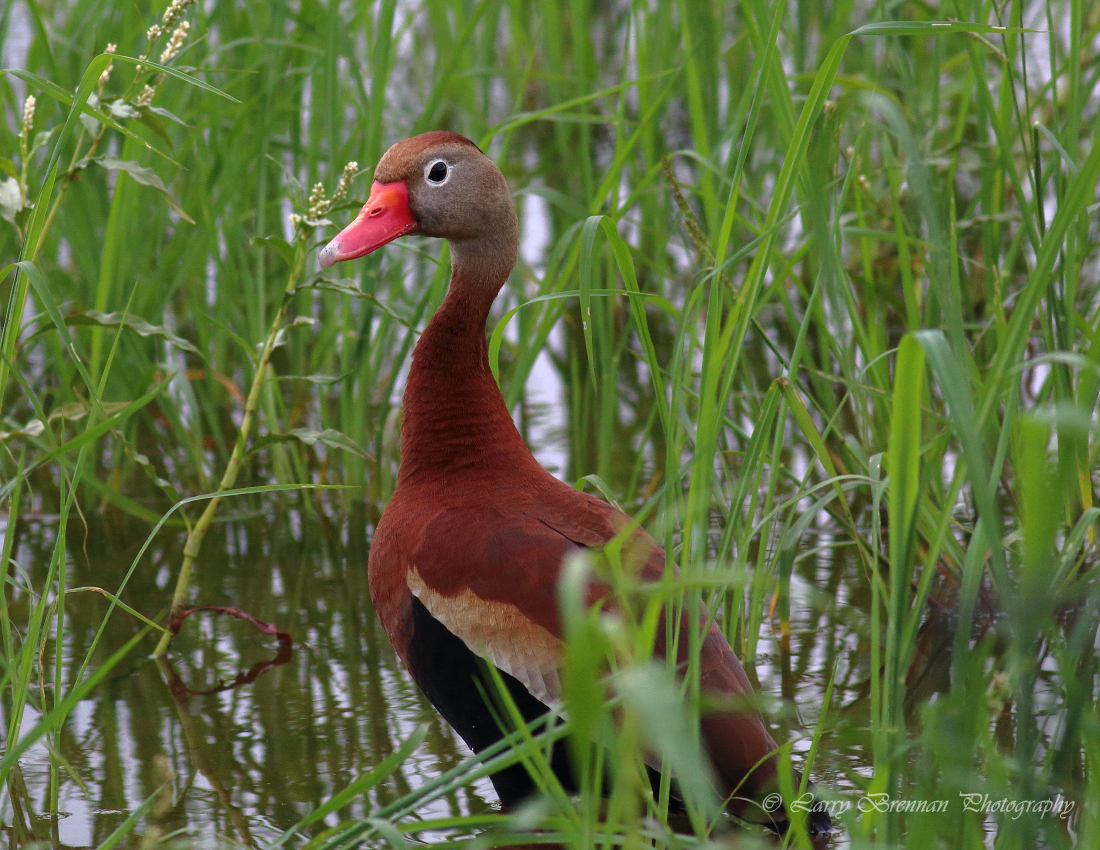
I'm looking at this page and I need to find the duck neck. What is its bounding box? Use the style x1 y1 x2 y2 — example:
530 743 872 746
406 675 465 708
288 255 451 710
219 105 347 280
398 249 532 485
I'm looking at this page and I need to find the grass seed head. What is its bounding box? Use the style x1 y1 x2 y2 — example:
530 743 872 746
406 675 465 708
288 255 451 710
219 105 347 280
98 44 117 89
332 162 358 206
134 85 157 107
161 0 196 32
19 96 35 147
160 21 190 64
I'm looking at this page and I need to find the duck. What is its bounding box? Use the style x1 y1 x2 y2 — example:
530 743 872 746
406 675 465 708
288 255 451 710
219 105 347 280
319 130 830 836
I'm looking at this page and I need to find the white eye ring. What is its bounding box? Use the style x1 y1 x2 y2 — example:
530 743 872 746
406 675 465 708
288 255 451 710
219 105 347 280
424 159 450 185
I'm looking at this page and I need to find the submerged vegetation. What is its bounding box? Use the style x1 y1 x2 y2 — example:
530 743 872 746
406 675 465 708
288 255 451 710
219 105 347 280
2 0 1099 847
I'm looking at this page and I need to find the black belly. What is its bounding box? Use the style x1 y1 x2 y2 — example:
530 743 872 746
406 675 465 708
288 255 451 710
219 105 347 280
404 595 575 807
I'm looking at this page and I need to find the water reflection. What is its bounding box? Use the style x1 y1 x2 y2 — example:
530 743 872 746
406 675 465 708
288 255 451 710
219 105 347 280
164 607 292 697
11 418 1016 846
2 500 879 848
2 509 501 847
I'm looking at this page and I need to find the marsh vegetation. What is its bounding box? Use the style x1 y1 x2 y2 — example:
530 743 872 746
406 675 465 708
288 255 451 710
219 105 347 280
1 0 1099 847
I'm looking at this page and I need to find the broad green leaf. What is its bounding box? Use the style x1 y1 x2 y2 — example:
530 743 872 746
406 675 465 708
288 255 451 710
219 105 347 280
47 309 203 355
248 427 371 460
85 155 194 223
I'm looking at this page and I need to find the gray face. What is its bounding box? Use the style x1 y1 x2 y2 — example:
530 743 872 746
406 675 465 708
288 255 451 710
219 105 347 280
373 132 515 245
407 150 512 242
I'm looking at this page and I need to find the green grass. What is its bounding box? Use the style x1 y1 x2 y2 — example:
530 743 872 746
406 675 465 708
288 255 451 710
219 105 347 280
2 0 1099 847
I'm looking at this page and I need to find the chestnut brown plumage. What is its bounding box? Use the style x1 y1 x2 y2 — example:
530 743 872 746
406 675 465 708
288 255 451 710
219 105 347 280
320 131 829 835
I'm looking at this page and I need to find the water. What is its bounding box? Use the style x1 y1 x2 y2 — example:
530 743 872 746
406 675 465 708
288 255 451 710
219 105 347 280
0 510 488 846
3 1 1089 846
0 505 864 847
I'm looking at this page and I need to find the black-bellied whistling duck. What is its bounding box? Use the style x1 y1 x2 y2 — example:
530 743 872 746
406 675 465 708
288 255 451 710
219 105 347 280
320 131 830 835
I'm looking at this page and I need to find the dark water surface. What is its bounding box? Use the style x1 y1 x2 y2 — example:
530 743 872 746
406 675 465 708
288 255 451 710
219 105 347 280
5 509 487 846
2 503 874 847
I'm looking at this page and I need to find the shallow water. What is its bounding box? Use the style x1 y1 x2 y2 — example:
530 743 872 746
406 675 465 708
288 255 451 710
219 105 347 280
3 0 1088 844
0 503 872 847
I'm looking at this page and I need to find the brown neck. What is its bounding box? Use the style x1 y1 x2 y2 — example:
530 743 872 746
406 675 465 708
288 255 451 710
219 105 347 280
398 252 533 486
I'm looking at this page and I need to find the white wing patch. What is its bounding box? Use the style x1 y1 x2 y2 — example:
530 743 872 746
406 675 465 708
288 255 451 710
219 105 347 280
407 568 564 708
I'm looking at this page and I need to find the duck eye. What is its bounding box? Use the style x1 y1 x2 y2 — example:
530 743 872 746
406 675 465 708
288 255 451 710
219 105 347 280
425 160 449 184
